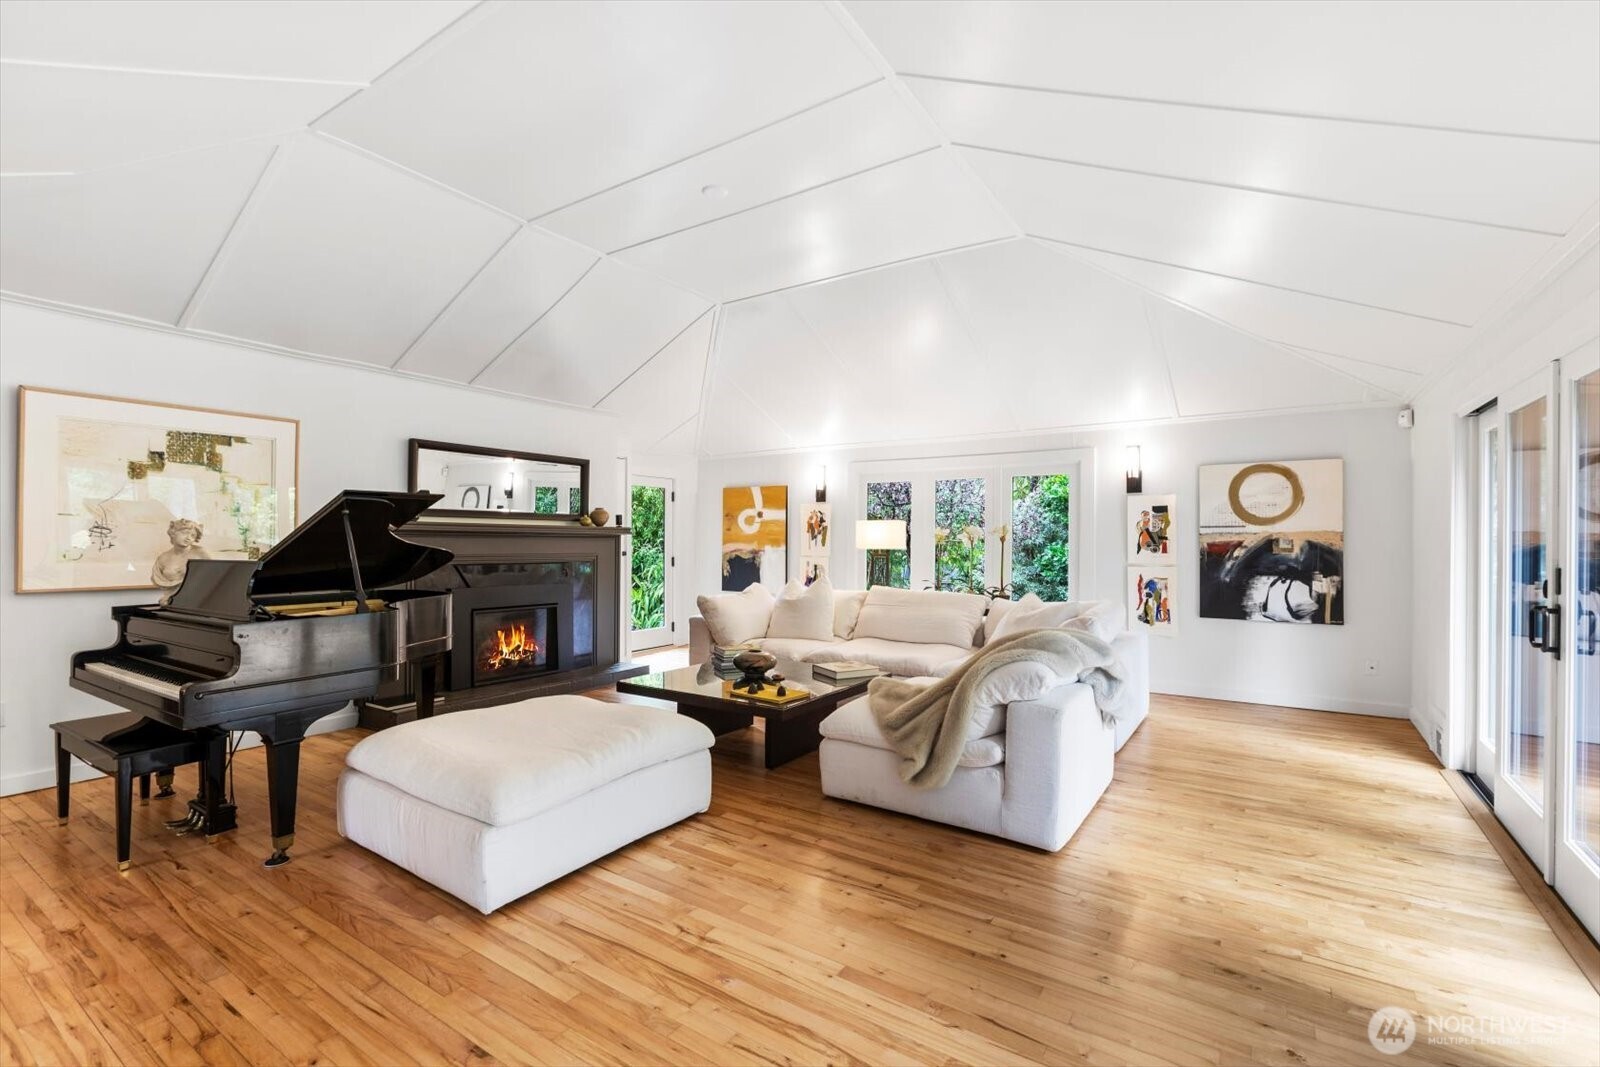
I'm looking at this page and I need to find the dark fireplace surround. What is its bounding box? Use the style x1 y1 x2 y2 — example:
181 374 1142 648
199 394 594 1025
360 521 645 728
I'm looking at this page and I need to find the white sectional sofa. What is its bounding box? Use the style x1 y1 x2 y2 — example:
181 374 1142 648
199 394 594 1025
690 581 1149 752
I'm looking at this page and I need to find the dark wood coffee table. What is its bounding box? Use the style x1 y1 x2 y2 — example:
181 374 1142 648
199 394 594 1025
616 659 879 769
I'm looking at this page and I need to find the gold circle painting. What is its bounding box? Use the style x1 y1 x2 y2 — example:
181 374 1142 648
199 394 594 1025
1227 463 1305 526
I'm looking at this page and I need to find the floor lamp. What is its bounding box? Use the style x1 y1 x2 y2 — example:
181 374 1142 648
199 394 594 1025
857 519 908 589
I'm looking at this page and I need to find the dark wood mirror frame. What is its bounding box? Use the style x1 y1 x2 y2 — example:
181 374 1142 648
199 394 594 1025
408 438 590 522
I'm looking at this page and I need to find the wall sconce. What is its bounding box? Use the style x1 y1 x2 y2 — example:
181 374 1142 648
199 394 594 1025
1125 445 1143 494
814 464 827 503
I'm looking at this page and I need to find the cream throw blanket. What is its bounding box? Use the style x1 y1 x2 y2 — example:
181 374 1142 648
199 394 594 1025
867 628 1126 790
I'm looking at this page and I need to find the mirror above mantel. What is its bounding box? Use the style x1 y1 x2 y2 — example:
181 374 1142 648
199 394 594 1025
408 439 589 521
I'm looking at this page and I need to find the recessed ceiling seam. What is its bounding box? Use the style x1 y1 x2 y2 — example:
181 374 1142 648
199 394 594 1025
465 257 601 386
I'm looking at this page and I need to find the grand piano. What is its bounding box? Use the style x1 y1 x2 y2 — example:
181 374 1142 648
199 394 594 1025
70 490 454 867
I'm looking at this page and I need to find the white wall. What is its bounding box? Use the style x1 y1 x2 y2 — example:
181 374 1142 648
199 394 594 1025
0 301 630 795
696 407 1414 718
1409 241 1600 767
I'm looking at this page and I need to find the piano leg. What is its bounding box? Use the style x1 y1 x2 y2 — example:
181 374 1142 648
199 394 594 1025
55 732 70 826
200 732 236 839
254 706 342 869
115 761 133 871
417 657 440 719
139 773 151 806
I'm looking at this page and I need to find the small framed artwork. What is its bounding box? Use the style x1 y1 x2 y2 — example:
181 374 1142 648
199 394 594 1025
802 558 829 586
802 503 831 554
16 386 299 593
1128 566 1176 636
1129 494 1175 559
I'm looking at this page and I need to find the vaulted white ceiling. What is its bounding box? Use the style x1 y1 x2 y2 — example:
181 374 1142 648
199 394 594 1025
2 0 1596 456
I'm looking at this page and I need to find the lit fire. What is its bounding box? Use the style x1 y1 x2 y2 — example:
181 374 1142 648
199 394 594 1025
483 622 541 671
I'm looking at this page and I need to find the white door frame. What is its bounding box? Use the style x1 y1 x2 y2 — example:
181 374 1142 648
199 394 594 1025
629 475 675 650
1554 339 1600 938
1495 365 1561 875
1471 406 1502 785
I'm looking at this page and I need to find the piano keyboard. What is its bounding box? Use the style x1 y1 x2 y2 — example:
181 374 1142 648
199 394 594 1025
82 659 195 700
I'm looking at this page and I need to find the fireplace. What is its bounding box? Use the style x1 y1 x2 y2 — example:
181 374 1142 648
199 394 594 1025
448 581 577 691
472 605 554 687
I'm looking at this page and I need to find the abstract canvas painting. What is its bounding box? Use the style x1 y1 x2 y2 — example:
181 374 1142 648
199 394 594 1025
801 558 829 586
802 503 831 555
17 387 298 592
1129 494 1175 558
1198 459 1344 624
1129 567 1176 636
721 485 788 591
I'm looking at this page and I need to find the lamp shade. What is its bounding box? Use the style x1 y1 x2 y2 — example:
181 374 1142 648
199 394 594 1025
857 519 907 550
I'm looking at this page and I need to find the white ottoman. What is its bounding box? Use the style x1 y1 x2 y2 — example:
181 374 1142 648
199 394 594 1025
337 695 714 913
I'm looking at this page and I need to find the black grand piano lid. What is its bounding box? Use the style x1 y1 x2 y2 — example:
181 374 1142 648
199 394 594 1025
248 490 454 598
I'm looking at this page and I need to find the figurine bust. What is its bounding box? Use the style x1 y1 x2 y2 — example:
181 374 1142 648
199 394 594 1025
151 518 210 602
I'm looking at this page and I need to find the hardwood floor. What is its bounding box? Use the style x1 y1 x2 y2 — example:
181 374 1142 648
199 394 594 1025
2 690 1596 1066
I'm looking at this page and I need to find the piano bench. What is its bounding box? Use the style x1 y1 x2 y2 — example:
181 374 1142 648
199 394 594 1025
337 695 715 913
51 712 218 871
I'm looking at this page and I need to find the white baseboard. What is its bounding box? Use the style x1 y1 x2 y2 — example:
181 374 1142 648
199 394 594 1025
1153 681 1411 719
0 709 357 798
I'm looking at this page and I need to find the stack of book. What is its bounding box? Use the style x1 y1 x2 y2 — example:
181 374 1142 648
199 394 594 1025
811 661 880 684
710 642 760 677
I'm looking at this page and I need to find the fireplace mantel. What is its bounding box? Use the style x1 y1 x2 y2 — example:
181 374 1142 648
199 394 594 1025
359 520 645 728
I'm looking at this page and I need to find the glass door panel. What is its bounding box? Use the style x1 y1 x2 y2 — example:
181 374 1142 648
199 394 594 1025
934 478 986 594
1474 416 1501 785
1497 368 1557 873
1556 355 1600 939
1009 474 1073 600
629 479 671 649
865 480 912 588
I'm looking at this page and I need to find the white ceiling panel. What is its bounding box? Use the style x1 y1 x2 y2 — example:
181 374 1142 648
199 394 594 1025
0 140 274 323
0 62 351 174
397 227 597 381
615 149 1015 301
1151 300 1378 416
1056 243 1471 374
652 415 700 455
598 311 714 443
712 295 855 448
0 1 474 82
782 256 1018 439
191 136 517 365
910 77 1600 235
475 258 711 406
1289 349 1422 400
846 1 1600 140
932 240 1178 429
698 371 797 456
967 148 1555 325
320 1 880 218
537 81 940 253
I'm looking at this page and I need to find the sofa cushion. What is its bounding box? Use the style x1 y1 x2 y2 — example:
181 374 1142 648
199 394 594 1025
820 695 1004 768
696 583 775 646
767 576 834 641
982 597 1014 645
758 637 845 662
821 637 971 678
852 587 986 648
344 696 714 827
989 595 1123 643
833 589 867 639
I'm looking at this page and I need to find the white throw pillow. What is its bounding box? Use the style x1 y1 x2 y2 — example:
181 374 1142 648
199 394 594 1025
1058 599 1122 641
833 589 867 639
852 587 987 647
696 583 776 646
767 576 835 641
988 593 1077 642
981 597 1015 645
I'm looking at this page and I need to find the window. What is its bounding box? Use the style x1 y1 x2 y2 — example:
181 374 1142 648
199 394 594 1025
1009 474 1072 601
934 477 986 593
853 450 1088 599
865 480 912 588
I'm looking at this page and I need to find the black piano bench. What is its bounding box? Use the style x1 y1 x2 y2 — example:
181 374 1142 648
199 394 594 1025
51 712 217 871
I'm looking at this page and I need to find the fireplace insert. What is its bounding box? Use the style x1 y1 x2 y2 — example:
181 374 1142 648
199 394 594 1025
471 605 555 687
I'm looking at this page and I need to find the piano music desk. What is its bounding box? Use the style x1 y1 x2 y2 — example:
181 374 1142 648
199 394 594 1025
52 712 223 871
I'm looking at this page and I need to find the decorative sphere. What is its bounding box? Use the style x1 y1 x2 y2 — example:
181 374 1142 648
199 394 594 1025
732 649 777 685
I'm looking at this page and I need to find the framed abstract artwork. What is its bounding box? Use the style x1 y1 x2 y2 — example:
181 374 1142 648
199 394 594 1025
16 386 299 593
1197 458 1344 624
721 484 787 591
1128 566 1176 636
1128 493 1175 559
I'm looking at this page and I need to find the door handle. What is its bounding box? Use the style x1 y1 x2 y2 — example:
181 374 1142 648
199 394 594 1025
1579 607 1598 656
1544 604 1561 660
1528 603 1548 650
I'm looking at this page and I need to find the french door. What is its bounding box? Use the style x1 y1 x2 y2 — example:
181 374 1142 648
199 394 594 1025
629 477 673 650
1481 344 1600 939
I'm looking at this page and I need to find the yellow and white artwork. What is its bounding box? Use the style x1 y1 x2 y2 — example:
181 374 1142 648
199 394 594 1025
721 485 787 591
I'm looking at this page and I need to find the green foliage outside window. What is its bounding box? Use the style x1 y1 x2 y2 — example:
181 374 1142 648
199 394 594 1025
865 480 912 588
934 478 986 593
630 484 666 631
1010 474 1071 601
